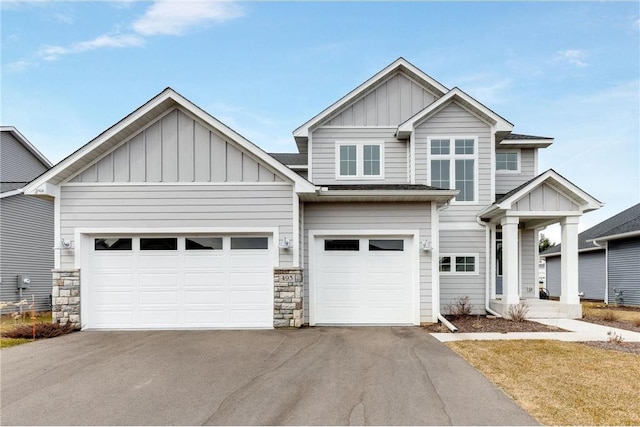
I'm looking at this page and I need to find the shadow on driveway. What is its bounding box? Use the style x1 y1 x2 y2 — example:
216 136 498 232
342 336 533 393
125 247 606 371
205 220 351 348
1 327 536 425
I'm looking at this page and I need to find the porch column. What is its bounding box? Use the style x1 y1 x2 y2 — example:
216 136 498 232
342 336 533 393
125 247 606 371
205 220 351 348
560 216 580 305
501 216 520 305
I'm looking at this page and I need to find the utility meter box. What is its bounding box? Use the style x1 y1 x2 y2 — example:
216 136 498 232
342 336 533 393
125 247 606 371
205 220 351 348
17 275 31 289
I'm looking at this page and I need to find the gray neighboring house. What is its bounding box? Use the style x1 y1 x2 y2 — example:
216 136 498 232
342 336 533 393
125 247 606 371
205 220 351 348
24 58 602 330
542 203 640 307
1 127 54 312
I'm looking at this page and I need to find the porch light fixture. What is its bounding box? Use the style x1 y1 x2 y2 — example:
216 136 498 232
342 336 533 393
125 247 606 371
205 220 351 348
53 238 74 250
278 237 291 249
420 240 432 251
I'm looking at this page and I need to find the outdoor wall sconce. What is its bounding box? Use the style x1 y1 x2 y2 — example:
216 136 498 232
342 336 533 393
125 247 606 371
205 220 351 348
53 238 74 250
420 240 432 251
278 237 291 249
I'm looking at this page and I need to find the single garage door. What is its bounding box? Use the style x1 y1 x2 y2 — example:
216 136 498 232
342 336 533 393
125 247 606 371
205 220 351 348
313 236 414 324
87 235 273 329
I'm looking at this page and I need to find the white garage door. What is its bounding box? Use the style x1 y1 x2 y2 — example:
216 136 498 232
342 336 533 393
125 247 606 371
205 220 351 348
313 236 415 325
87 236 273 329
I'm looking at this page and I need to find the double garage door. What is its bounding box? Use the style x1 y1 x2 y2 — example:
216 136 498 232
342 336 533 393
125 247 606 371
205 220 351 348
313 236 415 325
87 235 273 329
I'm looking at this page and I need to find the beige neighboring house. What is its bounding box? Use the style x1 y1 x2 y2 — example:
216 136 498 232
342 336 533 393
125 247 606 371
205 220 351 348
24 58 602 329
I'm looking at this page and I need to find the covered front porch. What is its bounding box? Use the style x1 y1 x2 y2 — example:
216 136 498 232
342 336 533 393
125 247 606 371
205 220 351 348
479 170 602 319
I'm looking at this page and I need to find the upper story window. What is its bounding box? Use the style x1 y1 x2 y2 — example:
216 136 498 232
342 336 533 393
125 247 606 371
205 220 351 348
496 151 520 173
429 137 477 203
336 142 383 179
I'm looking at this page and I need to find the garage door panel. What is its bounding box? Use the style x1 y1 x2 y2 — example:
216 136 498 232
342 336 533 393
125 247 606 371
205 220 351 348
139 255 179 269
92 254 134 269
229 309 271 324
139 274 178 288
92 310 134 326
184 272 225 286
185 290 225 304
230 290 270 304
139 310 179 326
91 274 133 289
185 310 226 324
139 291 179 304
184 254 224 269
230 252 270 268
93 290 134 305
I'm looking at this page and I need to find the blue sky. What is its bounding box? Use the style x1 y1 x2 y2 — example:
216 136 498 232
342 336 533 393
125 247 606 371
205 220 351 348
2 1 639 242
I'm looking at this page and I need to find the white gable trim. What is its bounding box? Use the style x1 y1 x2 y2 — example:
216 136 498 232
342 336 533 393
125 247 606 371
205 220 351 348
293 58 448 141
396 88 513 139
24 89 316 196
0 126 52 168
0 189 22 199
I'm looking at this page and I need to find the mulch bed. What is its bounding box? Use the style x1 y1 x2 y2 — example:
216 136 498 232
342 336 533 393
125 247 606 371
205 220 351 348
580 341 640 355
580 316 640 333
423 315 567 333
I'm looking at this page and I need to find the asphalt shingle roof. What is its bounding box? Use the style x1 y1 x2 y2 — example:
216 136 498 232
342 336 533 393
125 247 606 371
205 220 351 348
268 153 307 166
541 202 640 256
503 133 553 140
327 184 445 191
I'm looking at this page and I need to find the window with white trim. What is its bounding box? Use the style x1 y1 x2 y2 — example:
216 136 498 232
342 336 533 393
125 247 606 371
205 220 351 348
429 138 477 202
496 151 519 172
336 142 383 179
439 254 478 274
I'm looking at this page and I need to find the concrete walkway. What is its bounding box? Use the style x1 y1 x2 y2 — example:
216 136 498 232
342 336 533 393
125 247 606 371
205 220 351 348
431 318 640 342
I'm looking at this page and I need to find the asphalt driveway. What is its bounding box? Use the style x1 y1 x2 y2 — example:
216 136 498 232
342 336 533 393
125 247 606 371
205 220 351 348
1 327 536 426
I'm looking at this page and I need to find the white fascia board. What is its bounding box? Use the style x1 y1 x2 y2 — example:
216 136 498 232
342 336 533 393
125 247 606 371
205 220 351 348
588 230 640 243
0 189 23 199
396 88 513 139
293 58 448 139
498 139 554 149
299 189 458 203
0 126 53 168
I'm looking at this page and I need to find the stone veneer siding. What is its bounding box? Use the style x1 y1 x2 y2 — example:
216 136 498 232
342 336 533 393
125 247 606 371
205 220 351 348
52 269 80 328
273 268 304 328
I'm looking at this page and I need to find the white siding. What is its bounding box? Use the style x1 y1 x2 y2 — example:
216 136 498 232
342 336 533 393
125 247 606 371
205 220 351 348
495 149 536 195
303 202 433 323
69 109 283 184
325 73 437 127
59 184 294 269
310 127 407 184
414 102 492 223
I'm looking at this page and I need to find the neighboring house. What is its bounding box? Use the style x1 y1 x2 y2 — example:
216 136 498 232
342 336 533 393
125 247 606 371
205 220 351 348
24 58 602 329
0 127 54 312
541 203 640 307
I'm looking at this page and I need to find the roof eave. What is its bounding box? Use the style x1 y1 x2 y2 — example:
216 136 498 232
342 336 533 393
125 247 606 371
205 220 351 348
589 230 640 243
299 189 457 203
0 126 53 168
498 139 554 149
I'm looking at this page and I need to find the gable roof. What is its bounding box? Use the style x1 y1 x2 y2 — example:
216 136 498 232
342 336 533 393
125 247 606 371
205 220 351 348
395 87 513 139
498 132 554 148
269 153 308 167
23 88 316 196
293 57 449 145
542 202 640 256
0 126 52 168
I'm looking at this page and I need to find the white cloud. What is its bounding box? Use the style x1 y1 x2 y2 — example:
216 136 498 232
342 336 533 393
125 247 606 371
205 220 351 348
5 60 30 72
39 34 144 61
132 0 243 36
554 49 588 67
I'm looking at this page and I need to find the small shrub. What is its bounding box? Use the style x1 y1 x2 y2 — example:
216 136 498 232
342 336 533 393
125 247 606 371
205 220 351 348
506 302 529 322
602 311 619 322
445 296 472 317
607 330 624 343
2 322 77 339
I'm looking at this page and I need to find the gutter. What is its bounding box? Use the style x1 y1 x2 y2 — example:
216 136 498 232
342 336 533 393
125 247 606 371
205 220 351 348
437 313 458 332
433 202 458 333
476 215 502 318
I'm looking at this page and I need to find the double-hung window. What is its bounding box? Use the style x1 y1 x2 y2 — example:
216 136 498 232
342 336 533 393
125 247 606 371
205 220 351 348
336 142 383 179
429 137 477 203
496 151 519 173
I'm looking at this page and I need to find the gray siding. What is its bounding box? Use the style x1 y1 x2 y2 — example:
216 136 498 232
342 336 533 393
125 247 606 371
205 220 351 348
608 238 640 307
1 131 49 183
325 73 437 127
69 109 283 184
495 149 536 195
546 251 606 301
59 184 295 269
0 195 54 311
414 102 492 223
310 127 408 185
512 184 580 212
303 202 432 323
439 228 486 314
520 228 537 298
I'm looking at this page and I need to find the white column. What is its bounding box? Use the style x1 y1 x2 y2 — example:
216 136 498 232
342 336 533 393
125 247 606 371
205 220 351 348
501 216 520 305
560 216 580 304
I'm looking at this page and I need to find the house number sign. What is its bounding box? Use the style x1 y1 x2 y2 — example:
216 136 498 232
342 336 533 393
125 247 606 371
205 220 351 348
278 274 296 282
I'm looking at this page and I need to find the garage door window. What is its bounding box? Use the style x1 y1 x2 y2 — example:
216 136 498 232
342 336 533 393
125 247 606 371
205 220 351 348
140 237 178 251
324 239 359 251
369 239 404 251
95 238 132 251
185 237 223 250
231 237 268 250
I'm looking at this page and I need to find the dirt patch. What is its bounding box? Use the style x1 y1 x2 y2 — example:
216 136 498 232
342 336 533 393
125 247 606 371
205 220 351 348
580 341 640 355
580 316 640 333
423 315 567 333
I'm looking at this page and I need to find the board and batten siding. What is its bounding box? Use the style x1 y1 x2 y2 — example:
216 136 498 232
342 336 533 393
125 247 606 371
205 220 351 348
303 202 433 323
608 238 640 307
310 127 408 185
495 149 536 195
545 251 606 301
414 102 492 223
69 109 283 184
512 184 580 212
58 184 295 269
325 72 438 127
1 131 49 183
0 195 54 311
439 228 486 314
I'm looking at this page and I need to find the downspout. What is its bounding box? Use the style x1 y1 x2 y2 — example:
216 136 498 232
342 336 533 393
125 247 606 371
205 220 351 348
434 202 458 332
477 215 502 317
